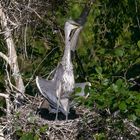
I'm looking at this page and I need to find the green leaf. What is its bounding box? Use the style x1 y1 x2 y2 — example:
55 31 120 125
137 40 140 48
116 79 123 88
98 48 105 54
119 101 127 111
75 87 82 93
84 85 90 94
39 125 48 133
126 98 131 104
34 135 40 140
102 78 109 86
16 130 23 137
135 109 140 117
114 48 124 57
20 132 34 140
93 133 106 139
112 84 118 92
95 67 102 74
128 114 137 121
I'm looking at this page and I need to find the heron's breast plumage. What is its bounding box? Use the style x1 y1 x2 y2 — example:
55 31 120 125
62 63 75 93
63 70 74 92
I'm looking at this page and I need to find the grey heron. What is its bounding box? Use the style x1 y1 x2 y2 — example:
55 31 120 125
36 20 81 120
36 0 96 120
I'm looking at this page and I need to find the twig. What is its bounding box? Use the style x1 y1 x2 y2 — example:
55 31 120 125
135 0 140 30
24 23 28 59
25 46 58 88
0 126 5 140
27 7 43 20
5 64 14 92
0 52 9 64
0 93 11 117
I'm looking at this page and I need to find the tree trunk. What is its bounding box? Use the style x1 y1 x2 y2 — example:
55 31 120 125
0 4 25 99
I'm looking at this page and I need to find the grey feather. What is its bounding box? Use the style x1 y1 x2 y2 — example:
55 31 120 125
36 76 68 115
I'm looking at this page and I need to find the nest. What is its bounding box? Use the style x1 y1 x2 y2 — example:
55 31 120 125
1 96 140 140
0 94 99 140
13 105 99 140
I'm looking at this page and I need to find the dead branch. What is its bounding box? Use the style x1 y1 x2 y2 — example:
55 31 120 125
0 52 9 64
0 3 25 100
0 126 5 140
0 93 11 118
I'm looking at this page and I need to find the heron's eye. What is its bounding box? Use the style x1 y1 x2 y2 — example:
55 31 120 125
69 28 77 41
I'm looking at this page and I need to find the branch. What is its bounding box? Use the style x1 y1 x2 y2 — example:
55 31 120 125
0 93 11 117
0 128 5 140
0 92 11 140
0 3 25 97
0 52 10 64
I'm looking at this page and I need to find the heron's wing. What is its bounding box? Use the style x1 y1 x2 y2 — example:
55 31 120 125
36 76 67 115
53 63 64 81
36 76 57 108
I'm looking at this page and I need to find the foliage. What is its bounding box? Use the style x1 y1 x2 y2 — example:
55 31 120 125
73 0 140 126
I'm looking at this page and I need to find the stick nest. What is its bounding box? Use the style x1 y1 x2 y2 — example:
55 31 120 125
1 97 140 140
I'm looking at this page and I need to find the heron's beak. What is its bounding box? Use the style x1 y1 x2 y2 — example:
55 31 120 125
73 23 81 29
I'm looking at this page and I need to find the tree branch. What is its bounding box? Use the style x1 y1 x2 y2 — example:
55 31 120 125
0 93 11 117
0 52 10 64
0 3 25 98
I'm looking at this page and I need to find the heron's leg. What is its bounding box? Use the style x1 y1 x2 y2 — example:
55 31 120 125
55 98 59 121
66 104 69 121
66 110 68 121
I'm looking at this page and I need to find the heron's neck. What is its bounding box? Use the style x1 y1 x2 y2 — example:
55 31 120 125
62 38 71 65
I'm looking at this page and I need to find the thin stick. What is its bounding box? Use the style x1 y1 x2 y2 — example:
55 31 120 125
0 93 11 117
25 47 58 88
0 52 9 65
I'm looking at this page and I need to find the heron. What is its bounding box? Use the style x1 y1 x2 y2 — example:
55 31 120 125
36 0 95 120
36 20 81 120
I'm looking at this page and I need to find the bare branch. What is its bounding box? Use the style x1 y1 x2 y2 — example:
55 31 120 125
0 127 5 140
0 3 25 102
0 93 11 117
0 52 9 64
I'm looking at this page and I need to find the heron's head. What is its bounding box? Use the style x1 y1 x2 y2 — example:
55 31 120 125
64 20 81 41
